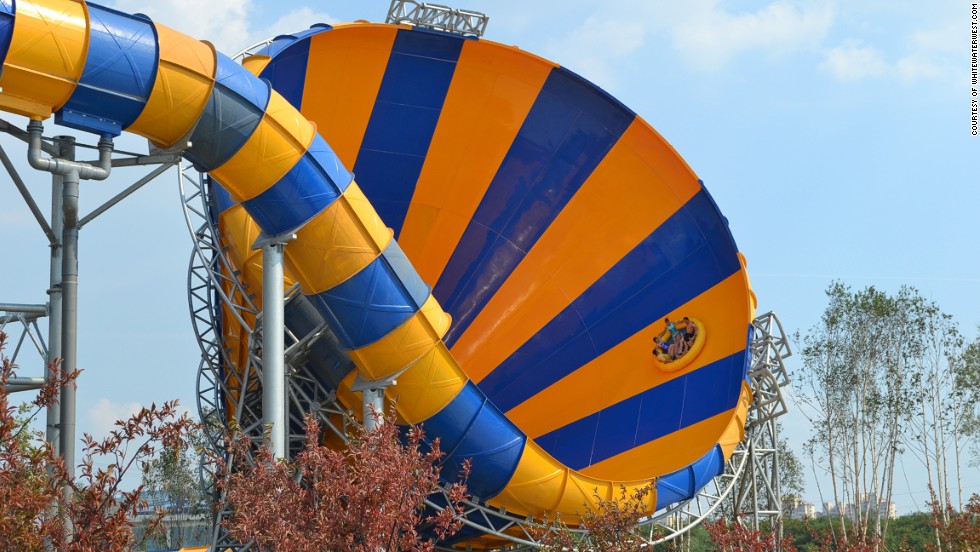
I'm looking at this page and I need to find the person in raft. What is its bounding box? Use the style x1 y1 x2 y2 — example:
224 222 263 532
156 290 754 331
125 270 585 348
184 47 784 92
652 336 673 362
681 317 698 347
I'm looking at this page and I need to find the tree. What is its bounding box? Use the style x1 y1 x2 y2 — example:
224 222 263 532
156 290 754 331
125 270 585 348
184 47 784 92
779 425 806 501
955 332 980 468
0 331 199 551
794 284 930 548
925 492 980 551
217 407 470 551
538 485 653 552
140 422 211 548
704 518 797 552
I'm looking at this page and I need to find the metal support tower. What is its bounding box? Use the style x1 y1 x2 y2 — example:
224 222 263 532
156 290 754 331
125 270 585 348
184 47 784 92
25 122 113 484
0 116 180 496
0 303 49 393
733 312 793 533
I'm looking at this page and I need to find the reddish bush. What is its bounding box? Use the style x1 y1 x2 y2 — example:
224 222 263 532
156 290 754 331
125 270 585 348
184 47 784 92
218 408 469 551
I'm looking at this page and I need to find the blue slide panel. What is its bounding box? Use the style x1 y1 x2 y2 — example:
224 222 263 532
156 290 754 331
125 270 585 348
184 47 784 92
421 381 526 500
242 134 353 236
309 240 429 349
534 351 746 469
257 26 332 110
211 179 236 215
353 28 464 237
435 66 634 347
655 445 725 509
56 2 158 136
258 24 332 59
479 189 743 413
0 0 13 66
185 54 271 172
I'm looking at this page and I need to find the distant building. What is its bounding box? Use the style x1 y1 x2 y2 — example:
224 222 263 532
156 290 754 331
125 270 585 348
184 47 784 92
820 493 897 520
784 495 817 519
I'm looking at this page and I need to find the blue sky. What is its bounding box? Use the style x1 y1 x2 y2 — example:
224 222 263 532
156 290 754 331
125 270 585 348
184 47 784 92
1 0 977 513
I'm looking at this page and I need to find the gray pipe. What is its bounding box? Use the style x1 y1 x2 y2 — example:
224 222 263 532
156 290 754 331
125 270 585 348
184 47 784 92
45 137 68 456
27 120 111 180
23 123 113 524
262 242 286 459
57 138 78 479
363 388 384 432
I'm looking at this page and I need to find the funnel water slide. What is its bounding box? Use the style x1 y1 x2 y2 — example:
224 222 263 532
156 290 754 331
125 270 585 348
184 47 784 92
0 0 755 526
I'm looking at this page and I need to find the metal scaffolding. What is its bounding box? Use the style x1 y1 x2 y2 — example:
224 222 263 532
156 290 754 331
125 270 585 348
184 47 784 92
386 0 489 37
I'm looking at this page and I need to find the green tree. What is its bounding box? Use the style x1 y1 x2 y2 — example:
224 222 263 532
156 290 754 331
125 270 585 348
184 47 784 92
794 284 930 548
140 423 211 548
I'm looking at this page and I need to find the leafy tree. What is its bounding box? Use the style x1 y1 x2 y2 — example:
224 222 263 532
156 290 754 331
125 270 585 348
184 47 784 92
538 485 653 552
955 331 980 467
704 518 797 551
216 407 470 551
0 331 198 551
140 422 211 548
794 283 934 548
926 492 980 551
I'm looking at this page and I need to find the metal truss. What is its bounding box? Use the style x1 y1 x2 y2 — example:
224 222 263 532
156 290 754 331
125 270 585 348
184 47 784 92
180 164 355 549
0 304 48 367
732 312 793 535
0 303 48 392
386 0 489 37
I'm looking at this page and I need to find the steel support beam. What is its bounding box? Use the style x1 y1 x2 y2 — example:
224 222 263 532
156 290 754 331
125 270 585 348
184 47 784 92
362 387 385 432
47 137 67 456
261 241 286 459
0 303 48 314
57 136 79 480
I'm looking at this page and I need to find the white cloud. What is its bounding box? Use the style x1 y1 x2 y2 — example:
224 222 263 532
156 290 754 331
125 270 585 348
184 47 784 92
87 398 142 441
111 0 251 53
821 23 959 84
544 16 647 91
821 40 887 80
540 0 834 86
109 0 335 54
256 7 338 44
908 23 960 56
895 55 944 82
670 0 834 70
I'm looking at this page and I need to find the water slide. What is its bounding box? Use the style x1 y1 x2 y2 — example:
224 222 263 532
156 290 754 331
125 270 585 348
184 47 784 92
0 0 756 540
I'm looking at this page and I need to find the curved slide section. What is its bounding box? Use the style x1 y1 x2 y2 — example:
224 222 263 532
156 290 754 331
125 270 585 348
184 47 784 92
0 0 755 524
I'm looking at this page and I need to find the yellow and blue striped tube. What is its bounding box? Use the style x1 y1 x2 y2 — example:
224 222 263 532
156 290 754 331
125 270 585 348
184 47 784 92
0 0 754 521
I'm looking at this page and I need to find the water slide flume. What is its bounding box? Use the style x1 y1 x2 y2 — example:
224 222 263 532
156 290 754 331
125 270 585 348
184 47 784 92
0 0 754 529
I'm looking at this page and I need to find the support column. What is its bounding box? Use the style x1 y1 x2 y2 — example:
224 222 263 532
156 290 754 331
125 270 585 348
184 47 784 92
362 387 385 432
261 241 286 459
58 137 78 477
45 137 68 456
